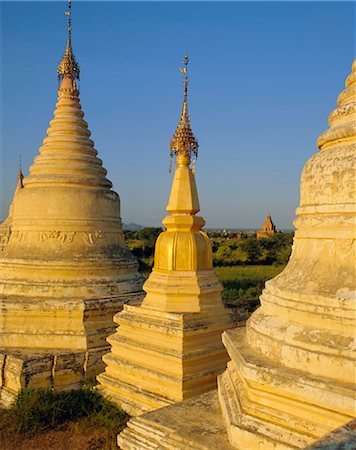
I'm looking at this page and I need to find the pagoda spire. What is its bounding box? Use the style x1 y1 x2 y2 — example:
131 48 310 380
166 54 200 215
170 52 199 170
17 155 23 189
57 0 80 85
24 0 111 189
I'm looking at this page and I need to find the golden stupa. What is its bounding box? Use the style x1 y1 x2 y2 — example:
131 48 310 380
117 59 356 449
0 1 143 405
98 54 232 416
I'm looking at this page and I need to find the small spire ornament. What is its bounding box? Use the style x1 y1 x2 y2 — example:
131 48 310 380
18 154 24 188
57 0 80 85
169 52 199 172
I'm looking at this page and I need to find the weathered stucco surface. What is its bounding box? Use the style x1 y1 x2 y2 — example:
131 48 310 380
304 419 356 450
216 58 356 449
118 390 235 450
0 75 143 405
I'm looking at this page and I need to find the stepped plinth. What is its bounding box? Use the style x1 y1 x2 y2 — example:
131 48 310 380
97 54 232 416
0 5 143 405
116 59 356 450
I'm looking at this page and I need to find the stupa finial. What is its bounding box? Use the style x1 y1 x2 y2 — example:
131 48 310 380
57 0 80 85
170 52 199 171
17 154 23 188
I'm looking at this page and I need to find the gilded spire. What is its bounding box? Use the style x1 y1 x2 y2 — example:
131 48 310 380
170 53 199 169
57 0 80 84
18 155 23 189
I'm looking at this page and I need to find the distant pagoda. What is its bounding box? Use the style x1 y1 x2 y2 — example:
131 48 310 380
256 212 276 238
0 0 143 405
98 54 232 417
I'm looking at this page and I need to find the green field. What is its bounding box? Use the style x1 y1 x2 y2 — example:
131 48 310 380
214 265 285 318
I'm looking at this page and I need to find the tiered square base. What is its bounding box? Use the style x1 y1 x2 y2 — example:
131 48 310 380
117 390 234 450
218 327 355 450
97 302 233 415
0 347 107 407
117 390 356 450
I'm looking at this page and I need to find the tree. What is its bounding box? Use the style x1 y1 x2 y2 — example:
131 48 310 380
214 245 232 265
239 238 262 264
136 227 162 248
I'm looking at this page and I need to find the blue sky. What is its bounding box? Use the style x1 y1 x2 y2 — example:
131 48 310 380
1 1 355 228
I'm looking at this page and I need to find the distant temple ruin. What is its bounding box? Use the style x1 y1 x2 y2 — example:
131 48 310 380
257 212 277 238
